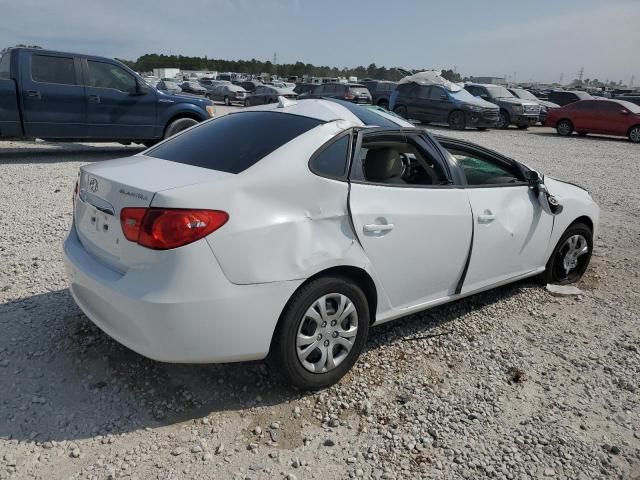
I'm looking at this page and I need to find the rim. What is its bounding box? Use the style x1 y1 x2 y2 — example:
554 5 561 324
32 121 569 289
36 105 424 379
554 234 589 281
450 112 464 129
498 113 508 128
296 293 358 374
558 121 571 135
630 127 640 142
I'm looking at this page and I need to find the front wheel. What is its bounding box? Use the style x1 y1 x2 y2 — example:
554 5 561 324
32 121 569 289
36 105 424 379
448 110 466 130
164 117 198 139
244 98 251 107
377 100 389 110
556 119 574 136
629 126 640 143
270 277 370 390
224 96 230 106
393 105 408 119
542 223 593 285
497 110 510 129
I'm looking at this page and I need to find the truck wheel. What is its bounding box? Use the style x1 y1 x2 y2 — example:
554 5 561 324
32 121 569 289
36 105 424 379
224 96 230 106
164 118 198 139
448 110 466 130
497 110 510 129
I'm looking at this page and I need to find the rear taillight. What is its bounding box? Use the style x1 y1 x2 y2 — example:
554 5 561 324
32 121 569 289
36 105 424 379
120 208 228 250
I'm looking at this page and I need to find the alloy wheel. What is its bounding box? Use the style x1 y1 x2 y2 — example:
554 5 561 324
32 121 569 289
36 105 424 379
296 293 358 373
630 127 640 143
557 120 572 136
497 112 508 129
554 234 589 281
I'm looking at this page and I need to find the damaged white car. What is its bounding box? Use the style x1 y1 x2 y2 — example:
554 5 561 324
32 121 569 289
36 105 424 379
64 98 599 389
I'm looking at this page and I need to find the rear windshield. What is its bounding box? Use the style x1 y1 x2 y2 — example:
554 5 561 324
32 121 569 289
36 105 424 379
325 98 403 127
147 111 323 173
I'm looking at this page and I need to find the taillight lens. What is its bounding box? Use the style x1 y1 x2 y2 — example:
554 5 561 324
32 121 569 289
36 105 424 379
120 208 228 250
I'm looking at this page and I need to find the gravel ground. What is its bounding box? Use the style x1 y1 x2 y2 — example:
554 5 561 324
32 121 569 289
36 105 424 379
1 116 639 480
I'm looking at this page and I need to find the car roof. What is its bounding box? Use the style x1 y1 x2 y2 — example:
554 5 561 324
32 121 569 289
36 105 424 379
241 98 412 128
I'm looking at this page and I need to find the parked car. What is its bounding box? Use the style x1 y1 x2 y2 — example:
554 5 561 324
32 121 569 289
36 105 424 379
391 82 499 130
293 83 318 95
361 80 397 109
547 90 593 106
244 85 297 106
240 80 263 93
0 47 215 144
616 95 640 106
199 78 231 93
179 81 207 95
64 98 599 389
155 80 182 94
302 82 372 104
508 88 559 124
464 83 541 129
207 84 248 105
545 99 640 142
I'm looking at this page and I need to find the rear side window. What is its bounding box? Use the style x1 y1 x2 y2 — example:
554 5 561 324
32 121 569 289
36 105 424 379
147 112 323 174
0 53 10 79
31 55 76 85
309 135 350 178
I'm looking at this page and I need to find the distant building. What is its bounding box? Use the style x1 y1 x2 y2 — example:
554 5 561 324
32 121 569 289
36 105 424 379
469 76 506 85
153 68 180 79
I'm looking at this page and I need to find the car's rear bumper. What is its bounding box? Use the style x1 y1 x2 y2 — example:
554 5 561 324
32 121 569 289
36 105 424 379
63 226 301 363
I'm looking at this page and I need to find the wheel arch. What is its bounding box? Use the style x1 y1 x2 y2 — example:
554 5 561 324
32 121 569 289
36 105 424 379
569 215 593 232
627 123 640 136
163 112 203 137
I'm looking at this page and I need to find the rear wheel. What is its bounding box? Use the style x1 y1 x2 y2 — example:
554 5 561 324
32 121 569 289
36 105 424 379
224 96 230 106
497 110 510 129
629 126 640 143
448 110 466 130
270 276 369 390
377 99 389 109
394 105 408 118
542 223 593 284
556 119 574 136
244 98 251 107
164 117 198 139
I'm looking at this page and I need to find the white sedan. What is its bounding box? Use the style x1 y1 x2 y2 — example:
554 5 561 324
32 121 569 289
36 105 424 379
64 98 599 389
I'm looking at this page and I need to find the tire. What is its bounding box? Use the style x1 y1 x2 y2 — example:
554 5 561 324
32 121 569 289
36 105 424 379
448 110 466 130
497 110 510 129
541 223 593 285
377 100 389 110
164 117 198 139
556 119 574 136
628 125 640 143
270 276 370 390
393 105 408 118
517 125 529 130
224 96 230 106
244 98 251 107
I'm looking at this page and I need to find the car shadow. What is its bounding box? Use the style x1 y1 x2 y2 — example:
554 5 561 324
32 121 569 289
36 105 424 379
0 280 537 443
527 131 631 143
0 142 144 164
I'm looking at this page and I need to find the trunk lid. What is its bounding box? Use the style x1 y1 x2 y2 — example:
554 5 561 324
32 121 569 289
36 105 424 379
75 155 231 272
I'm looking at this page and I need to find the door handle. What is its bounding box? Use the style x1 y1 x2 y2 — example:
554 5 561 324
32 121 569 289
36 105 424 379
27 90 41 99
363 223 394 233
88 94 101 103
478 211 496 223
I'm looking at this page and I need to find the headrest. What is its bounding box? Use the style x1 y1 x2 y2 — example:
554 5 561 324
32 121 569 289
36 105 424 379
363 148 403 181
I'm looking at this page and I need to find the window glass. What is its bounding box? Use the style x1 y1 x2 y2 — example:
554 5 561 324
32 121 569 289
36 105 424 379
310 135 350 178
0 53 10 79
429 86 445 100
31 55 76 85
254 86 264 94
147 112 323 174
358 136 447 186
417 86 431 99
324 99 402 127
87 61 136 92
451 150 520 185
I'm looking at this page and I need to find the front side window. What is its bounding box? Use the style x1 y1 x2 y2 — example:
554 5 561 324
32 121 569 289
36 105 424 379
429 86 445 100
31 55 76 85
356 135 448 186
450 149 521 185
417 86 431 99
147 111 323 174
309 134 350 178
87 61 136 93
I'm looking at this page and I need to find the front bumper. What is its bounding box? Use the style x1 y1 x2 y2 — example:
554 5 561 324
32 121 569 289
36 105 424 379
63 226 301 363
512 114 539 126
465 109 498 127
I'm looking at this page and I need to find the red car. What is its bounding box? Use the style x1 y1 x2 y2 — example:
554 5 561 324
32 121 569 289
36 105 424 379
545 99 640 143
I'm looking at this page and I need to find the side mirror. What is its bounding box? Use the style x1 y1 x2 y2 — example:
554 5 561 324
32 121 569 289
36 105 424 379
133 81 150 96
525 170 541 187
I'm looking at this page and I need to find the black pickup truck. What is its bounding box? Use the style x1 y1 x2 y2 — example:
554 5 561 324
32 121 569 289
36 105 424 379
0 48 215 145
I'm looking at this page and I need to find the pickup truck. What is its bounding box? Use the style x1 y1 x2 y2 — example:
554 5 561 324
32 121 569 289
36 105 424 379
0 48 215 145
464 83 541 129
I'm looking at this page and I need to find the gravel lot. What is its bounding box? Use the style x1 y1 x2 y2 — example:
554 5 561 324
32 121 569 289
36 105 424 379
1 111 639 480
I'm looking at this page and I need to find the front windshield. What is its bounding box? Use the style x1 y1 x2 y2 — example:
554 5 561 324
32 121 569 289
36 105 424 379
486 86 514 98
449 88 481 102
512 88 537 100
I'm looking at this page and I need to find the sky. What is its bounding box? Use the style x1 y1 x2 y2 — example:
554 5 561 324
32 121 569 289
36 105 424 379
1 0 639 85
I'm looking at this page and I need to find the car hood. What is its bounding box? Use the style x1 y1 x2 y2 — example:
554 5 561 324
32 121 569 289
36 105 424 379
157 90 213 106
462 96 499 109
495 97 537 107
